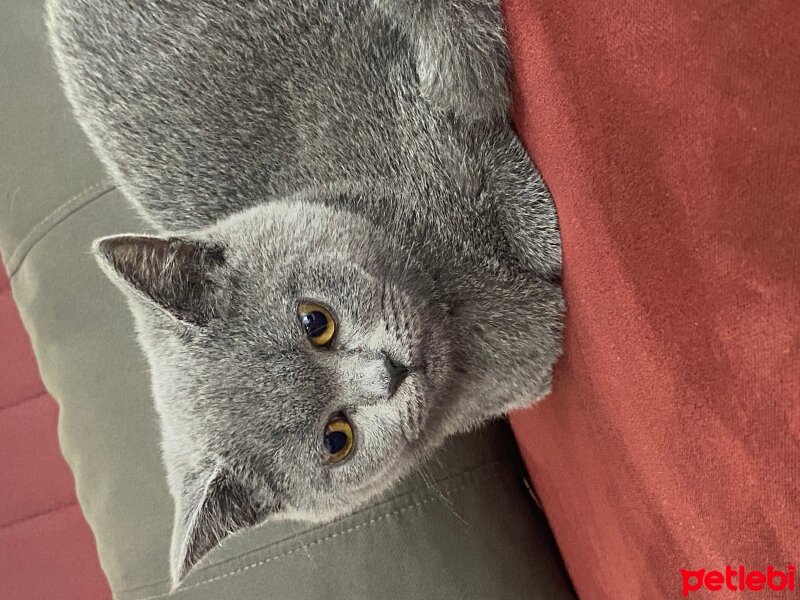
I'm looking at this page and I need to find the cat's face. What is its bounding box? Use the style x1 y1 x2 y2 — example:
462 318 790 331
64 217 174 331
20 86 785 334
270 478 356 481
95 200 453 585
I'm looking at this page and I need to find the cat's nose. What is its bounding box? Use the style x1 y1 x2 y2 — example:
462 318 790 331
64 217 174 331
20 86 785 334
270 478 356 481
384 354 409 396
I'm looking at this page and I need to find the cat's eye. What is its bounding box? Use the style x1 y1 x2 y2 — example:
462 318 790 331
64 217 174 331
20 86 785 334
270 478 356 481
323 416 354 463
297 302 336 346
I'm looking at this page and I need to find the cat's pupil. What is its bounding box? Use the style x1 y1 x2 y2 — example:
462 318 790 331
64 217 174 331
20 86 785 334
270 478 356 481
324 430 348 454
301 311 328 338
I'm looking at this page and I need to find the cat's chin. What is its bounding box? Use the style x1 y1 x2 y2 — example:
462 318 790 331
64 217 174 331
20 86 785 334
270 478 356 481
279 456 415 523
281 427 432 524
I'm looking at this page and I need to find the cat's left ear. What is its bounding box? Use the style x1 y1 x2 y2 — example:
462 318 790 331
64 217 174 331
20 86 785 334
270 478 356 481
170 467 271 589
93 234 227 324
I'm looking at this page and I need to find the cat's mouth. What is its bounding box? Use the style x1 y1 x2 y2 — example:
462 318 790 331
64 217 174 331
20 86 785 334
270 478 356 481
399 372 429 442
391 341 434 443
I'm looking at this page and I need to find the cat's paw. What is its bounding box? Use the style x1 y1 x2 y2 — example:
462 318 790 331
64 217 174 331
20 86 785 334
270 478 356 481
372 0 510 119
414 5 510 120
406 0 510 119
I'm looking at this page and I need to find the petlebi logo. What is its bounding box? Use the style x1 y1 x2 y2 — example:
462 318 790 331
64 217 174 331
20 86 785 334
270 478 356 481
681 565 797 596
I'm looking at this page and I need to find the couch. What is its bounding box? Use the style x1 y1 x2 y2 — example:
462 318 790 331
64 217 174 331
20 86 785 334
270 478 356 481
2 0 798 599
0 1 574 598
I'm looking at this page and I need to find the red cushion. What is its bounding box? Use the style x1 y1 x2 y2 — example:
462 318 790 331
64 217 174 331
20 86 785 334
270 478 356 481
0 266 111 600
505 1 800 598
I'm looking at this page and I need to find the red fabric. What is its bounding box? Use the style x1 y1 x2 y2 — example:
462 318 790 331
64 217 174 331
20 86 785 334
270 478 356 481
505 1 800 599
0 266 111 600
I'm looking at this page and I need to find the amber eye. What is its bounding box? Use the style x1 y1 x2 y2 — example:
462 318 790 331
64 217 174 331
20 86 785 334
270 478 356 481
297 302 336 346
323 416 355 463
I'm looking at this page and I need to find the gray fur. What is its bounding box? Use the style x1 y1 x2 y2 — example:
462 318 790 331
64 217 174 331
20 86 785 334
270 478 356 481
46 0 564 588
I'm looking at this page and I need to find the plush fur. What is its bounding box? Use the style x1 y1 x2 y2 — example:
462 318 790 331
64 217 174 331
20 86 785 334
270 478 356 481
46 0 564 587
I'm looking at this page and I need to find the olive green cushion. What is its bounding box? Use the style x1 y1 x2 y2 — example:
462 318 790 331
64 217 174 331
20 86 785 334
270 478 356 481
0 1 575 598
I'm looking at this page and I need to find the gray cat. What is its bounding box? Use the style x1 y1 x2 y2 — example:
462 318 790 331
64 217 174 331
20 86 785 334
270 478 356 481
46 0 564 588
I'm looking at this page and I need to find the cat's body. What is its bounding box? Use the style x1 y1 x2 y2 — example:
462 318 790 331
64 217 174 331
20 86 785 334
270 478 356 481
47 0 563 587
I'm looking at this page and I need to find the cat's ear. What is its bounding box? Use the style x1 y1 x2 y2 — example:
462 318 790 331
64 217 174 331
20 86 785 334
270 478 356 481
93 234 227 324
170 467 270 589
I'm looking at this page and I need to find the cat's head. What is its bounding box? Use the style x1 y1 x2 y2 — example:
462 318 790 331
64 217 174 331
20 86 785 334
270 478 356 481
94 199 453 586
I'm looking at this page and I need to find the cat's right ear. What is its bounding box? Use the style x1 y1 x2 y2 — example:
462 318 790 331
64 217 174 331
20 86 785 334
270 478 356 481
92 234 228 325
170 467 271 589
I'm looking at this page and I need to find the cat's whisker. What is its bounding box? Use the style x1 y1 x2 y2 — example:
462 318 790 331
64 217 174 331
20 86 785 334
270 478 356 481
415 451 471 528
290 521 317 567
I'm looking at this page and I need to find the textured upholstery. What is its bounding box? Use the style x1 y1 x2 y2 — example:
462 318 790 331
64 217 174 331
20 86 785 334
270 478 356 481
506 1 800 598
0 266 112 599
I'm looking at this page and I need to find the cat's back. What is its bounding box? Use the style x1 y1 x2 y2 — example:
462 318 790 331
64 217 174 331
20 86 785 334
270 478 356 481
47 0 425 229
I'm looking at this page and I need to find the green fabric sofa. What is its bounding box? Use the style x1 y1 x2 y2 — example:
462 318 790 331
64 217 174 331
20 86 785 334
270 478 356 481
0 1 575 598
